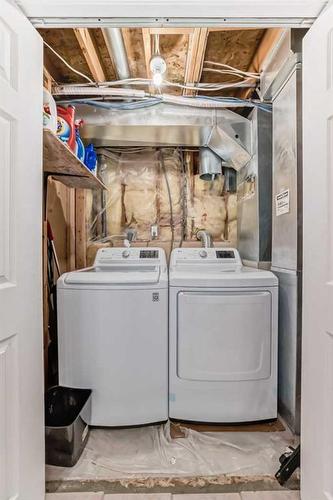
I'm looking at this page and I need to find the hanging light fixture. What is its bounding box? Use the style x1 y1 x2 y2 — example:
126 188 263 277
149 34 167 86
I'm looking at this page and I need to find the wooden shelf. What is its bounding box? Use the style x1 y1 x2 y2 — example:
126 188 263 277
43 129 107 190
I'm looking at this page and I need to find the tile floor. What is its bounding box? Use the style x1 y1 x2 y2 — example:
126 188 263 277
46 492 301 499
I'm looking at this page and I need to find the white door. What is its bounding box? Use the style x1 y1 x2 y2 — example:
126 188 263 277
0 1 44 499
302 4 333 500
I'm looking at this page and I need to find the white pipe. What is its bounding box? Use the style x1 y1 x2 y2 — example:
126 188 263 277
103 28 130 80
53 86 146 97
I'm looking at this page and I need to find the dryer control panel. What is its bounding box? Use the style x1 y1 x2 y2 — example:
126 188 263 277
170 247 242 268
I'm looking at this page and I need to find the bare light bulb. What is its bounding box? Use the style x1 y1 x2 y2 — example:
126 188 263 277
150 54 166 86
153 72 163 86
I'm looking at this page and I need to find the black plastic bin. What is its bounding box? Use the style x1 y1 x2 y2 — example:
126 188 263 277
45 386 92 467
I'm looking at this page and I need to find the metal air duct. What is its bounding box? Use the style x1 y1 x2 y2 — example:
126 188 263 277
103 28 130 80
199 147 222 181
78 103 252 171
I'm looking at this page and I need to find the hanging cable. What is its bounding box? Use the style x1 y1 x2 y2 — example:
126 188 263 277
203 61 261 78
178 148 187 248
159 148 174 259
202 68 260 81
43 40 95 85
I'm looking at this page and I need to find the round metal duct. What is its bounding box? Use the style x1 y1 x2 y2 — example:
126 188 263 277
223 166 237 193
199 147 222 181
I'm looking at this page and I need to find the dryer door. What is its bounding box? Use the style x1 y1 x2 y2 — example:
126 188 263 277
177 290 272 382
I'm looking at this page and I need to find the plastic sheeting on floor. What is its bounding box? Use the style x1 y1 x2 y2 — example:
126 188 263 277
46 422 296 482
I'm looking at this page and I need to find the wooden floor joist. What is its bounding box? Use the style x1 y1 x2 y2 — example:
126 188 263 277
183 28 208 96
142 28 155 93
238 28 285 99
73 28 106 83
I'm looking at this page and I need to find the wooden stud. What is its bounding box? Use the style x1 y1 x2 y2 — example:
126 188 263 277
73 28 106 82
75 188 87 269
67 188 76 271
183 28 208 96
142 28 155 93
142 28 152 76
43 66 53 92
120 28 132 67
238 28 285 99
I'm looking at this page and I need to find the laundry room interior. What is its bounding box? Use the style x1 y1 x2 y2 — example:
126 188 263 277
41 24 303 495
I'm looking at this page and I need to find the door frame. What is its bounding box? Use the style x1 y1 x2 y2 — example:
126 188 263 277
17 0 328 28
16 0 328 496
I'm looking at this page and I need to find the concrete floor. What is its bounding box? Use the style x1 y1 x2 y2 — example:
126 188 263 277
46 492 301 499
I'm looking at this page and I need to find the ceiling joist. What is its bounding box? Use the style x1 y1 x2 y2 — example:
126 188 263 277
73 28 106 82
43 66 54 91
183 28 208 96
142 28 155 93
238 28 285 99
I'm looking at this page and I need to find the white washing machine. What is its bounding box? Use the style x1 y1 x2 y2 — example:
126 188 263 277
57 247 168 426
169 247 278 423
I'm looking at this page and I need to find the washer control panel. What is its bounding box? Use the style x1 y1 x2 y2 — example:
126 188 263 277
94 247 162 265
140 250 159 259
215 250 236 259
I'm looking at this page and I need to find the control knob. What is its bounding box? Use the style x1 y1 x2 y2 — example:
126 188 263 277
199 250 208 258
122 249 130 258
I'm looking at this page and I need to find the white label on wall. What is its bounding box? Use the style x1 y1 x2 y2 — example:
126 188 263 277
276 189 290 216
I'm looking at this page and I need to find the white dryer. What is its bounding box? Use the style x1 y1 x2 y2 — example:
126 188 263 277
57 247 168 426
169 247 278 423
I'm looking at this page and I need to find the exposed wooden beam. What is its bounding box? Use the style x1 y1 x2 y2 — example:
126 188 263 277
121 28 133 65
75 188 87 269
142 28 152 77
43 48 62 84
208 27 261 32
149 28 194 35
238 28 285 99
142 28 155 93
183 28 208 96
73 28 106 83
43 66 53 92
67 188 76 272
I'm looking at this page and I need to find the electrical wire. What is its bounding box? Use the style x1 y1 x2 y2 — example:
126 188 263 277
202 68 260 81
204 61 261 78
71 95 271 112
178 148 187 248
74 98 161 110
196 95 272 112
159 148 174 259
45 43 260 93
54 77 255 92
161 79 255 91
43 41 95 85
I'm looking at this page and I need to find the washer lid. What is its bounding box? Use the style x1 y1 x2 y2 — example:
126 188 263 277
64 265 161 285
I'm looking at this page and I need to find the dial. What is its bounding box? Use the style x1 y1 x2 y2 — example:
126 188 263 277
199 250 208 258
122 249 130 258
